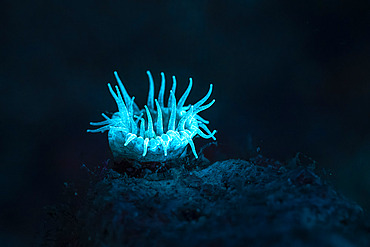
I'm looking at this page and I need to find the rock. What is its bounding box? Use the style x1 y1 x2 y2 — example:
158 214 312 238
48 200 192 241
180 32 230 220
42 155 370 247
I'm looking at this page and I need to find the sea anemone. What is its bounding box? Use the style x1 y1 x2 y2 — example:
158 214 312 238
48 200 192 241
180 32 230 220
87 70 216 163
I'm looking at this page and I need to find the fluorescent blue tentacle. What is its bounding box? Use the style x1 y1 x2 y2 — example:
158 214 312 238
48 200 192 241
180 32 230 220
177 78 193 109
194 99 215 114
168 76 177 107
114 71 140 113
195 115 209 124
155 99 163 135
194 84 213 108
143 138 149 156
144 105 155 138
101 113 110 120
87 125 111 133
158 72 166 107
168 90 177 131
183 130 198 159
124 133 137 146
177 106 193 131
197 129 217 140
89 119 111 126
146 71 155 109
139 118 145 138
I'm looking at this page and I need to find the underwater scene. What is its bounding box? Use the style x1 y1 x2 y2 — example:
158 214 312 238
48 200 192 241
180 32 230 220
1 0 370 246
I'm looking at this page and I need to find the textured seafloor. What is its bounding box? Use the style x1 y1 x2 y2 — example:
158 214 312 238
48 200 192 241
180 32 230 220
42 154 370 246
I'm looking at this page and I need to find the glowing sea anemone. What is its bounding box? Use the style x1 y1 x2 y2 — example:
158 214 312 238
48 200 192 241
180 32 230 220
87 70 216 162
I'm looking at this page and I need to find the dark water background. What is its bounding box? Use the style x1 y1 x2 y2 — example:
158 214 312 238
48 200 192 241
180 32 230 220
1 0 369 245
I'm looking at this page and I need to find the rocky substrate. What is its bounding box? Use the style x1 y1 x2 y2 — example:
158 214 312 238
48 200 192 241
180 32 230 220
42 154 370 246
